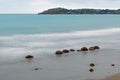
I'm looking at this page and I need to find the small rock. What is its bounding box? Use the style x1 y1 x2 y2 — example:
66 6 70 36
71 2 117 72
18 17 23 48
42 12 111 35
111 64 115 66
69 49 75 52
34 68 39 70
77 49 81 52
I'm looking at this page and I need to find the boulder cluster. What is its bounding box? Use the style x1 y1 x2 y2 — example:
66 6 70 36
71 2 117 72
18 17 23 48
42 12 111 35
24 46 100 59
55 46 100 55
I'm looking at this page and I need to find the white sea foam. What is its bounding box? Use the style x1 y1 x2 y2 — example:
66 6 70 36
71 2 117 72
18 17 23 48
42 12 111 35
13 28 120 38
0 28 119 63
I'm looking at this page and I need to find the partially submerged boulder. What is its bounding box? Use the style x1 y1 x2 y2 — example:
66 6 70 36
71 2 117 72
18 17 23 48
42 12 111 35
89 47 95 51
25 55 34 59
69 49 75 52
81 47 88 51
89 46 100 51
94 46 100 49
63 49 69 53
55 50 63 55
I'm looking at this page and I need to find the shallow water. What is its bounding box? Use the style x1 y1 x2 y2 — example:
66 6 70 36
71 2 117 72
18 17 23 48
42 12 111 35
0 49 120 80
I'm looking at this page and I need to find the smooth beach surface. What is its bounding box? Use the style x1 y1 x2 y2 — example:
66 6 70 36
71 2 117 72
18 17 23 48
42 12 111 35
0 48 120 80
0 14 120 80
101 73 120 80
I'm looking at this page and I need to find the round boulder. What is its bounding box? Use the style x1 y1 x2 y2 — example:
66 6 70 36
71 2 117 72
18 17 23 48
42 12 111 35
81 47 88 51
89 68 94 72
63 49 69 53
89 47 95 51
111 64 115 66
70 49 75 52
90 63 95 67
55 50 63 55
94 46 100 49
25 55 34 59
34 68 39 70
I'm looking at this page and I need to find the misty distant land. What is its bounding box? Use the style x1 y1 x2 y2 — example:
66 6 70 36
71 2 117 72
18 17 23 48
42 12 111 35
38 7 120 14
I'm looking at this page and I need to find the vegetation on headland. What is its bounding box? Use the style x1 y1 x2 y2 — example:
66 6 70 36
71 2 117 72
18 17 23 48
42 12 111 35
38 7 120 14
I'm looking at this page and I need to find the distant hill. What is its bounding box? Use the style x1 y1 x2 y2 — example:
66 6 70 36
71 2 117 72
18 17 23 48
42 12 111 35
38 7 120 14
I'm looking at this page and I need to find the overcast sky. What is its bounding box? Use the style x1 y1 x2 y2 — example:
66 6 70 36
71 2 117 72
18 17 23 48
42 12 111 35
0 0 120 13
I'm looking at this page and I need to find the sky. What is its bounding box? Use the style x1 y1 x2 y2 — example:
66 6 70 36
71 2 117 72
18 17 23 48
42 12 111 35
0 0 120 13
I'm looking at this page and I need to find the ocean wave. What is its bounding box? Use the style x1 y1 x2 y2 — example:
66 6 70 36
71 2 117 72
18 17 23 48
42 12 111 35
0 28 119 38
15 28 120 37
0 28 119 49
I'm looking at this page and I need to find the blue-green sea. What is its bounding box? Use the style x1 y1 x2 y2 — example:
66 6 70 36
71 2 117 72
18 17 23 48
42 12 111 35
0 14 120 35
0 14 120 80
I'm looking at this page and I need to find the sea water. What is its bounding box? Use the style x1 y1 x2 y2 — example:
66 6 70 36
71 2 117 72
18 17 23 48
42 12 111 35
0 14 120 63
0 14 120 80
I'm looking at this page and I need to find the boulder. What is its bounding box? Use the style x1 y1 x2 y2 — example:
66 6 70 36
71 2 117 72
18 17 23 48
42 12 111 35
90 63 95 67
63 49 69 53
55 50 63 55
69 49 75 52
34 68 39 70
89 47 95 51
81 47 88 51
89 68 94 72
94 46 100 49
111 64 115 66
25 55 34 59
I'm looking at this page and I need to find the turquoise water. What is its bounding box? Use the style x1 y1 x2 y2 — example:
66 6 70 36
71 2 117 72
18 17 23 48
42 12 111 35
0 14 120 35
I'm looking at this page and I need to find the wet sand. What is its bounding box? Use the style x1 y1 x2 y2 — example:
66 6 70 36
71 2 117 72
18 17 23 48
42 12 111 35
101 73 120 80
0 49 120 80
